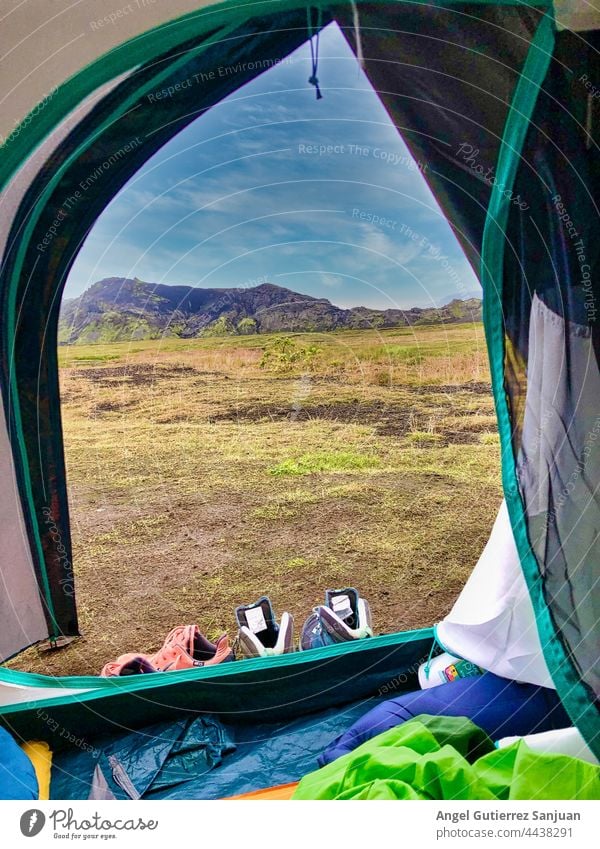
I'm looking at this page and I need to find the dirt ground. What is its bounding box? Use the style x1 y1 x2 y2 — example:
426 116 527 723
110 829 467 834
11 325 502 676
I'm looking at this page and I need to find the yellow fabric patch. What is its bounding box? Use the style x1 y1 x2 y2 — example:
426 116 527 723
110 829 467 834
21 741 52 800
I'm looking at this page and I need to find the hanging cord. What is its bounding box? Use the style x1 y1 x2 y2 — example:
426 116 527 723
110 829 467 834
423 636 437 682
350 0 365 71
307 6 323 100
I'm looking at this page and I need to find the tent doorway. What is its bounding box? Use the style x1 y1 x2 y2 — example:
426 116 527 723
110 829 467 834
13 22 500 676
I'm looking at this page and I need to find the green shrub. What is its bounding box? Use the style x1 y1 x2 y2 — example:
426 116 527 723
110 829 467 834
237 317 258 335
260 336 321 373
203 316 235 336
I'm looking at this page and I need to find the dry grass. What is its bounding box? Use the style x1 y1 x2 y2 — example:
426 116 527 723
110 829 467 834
12 323 502 676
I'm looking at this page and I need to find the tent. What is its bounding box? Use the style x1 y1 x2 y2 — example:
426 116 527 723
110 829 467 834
0 0 598 796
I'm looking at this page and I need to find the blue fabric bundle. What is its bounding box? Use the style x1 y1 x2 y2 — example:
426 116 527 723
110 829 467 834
0 726 38 800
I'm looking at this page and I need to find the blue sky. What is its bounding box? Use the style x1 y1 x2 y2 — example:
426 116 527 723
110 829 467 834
66 24 479 310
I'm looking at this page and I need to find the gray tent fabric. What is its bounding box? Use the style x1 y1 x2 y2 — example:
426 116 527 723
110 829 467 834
0 76 132 659
518 294 600 700
0 0 219 138
0 401 48 661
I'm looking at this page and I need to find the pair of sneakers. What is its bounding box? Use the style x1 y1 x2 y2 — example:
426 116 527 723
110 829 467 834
235 588 373 658
101 588 372 675
101 625 234 677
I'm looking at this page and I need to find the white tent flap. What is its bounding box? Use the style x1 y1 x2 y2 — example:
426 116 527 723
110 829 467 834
436 500 554 689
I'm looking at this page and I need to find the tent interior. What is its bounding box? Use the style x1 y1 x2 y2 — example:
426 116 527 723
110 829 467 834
0 0 598 799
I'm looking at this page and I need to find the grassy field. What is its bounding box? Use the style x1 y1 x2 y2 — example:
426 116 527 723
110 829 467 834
14 323 503 676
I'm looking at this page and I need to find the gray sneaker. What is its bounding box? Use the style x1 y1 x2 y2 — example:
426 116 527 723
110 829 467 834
235 596 294 658
300 588 373 650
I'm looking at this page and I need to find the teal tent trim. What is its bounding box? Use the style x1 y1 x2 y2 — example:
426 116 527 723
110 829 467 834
0 627 432 697
0 629 436 744
481 6 599 758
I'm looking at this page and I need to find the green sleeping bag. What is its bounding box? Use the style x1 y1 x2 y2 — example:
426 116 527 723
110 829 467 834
293 715 600 800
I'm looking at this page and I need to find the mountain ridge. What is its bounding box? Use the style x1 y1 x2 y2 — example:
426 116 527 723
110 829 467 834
59 277 482 344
